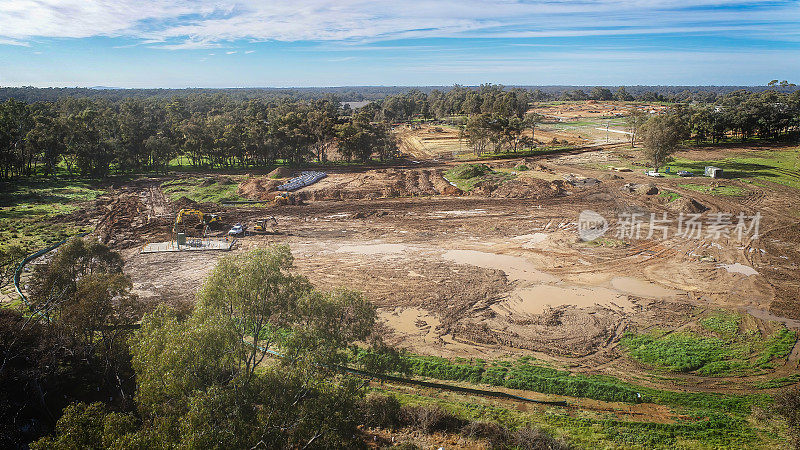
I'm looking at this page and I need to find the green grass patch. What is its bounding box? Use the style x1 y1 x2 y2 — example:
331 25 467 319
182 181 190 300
677 183 746 196
457 145 574 161
443 163 515 191
161 176 242 203
370 370 772 448
622 332 732 373
665 148 800 190
658 190 682 202
700 311 741 339
621 321 797 377
754 374 800 389
0 179 102 253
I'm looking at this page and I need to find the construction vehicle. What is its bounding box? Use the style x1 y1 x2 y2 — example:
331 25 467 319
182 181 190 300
173 208 222 233
273 192 299 206
252 217 278 234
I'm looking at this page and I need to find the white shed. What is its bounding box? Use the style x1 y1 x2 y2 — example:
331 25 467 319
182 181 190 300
704 166 724 178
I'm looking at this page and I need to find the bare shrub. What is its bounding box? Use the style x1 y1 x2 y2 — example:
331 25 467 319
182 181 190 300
774 387 800 449
461 421 511 447
359 394 402 429
512 427 570 450
401 405 466 433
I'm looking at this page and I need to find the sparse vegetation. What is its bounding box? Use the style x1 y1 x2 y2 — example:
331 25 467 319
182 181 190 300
621 318 797 376
443 163 515 191
668 149 800 189
0 179 100 253
678 183 746 196
161 176 242 203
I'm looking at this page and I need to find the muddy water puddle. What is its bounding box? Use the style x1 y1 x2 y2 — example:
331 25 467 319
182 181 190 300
503 285 633 314
610 277 678 298
718 263 759 276
441 249 559 283
442 248 679 315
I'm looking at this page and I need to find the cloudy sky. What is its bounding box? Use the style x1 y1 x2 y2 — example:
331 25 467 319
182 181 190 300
0 0 798 87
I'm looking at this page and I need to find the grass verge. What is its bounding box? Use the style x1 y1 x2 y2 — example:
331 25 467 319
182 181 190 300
161 176 242 203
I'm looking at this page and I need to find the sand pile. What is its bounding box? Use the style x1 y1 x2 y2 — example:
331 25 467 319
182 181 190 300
489 178 565 199
300 169 461 201
173 196 198 209
267 167 294 179
666 197 708 213
238 177 282 201
95 194 169 248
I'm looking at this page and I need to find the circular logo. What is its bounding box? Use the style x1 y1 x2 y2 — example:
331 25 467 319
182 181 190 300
578 210 608 241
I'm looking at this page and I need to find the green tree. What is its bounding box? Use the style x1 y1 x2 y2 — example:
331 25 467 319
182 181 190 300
625 109 648 148
66 245 382 449
640 113 689 171
28 237 140 398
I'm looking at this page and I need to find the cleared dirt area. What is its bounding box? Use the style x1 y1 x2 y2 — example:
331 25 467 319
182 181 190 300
395 124 465 160
53 141 787 397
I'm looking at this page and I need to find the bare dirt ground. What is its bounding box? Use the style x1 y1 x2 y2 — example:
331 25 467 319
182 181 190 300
528 101 667 121
66 140 799 395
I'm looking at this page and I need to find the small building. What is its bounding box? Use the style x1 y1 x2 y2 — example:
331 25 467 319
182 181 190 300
704 166 724 178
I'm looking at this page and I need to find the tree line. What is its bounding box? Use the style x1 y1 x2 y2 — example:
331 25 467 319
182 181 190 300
0 94 396 180
3 84 798 104
2 86 799 179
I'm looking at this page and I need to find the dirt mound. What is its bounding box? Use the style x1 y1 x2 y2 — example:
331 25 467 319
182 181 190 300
238 177 282 201
452 306 625 357
623 183 658 195
267 167 294 179
666 197 708 213
300 169 461 201
95 194 169 248
489 178 565 199
173 196 198 209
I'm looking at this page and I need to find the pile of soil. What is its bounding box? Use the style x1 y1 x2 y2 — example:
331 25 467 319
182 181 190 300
489 178 565 199
300 169 461 201
267 167 294 179
173 196 198 209
666 197 708 213
238 177 282 200
95 194 169 248
623 183 659 195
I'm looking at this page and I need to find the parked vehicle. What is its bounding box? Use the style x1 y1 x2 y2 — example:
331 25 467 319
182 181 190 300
228 223 246 236
678 171 694 177
646 171 664 177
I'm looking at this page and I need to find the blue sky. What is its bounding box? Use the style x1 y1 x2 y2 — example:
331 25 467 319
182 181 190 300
0 1 798 87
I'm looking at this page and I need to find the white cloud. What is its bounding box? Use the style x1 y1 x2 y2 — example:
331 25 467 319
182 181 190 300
226 50 237 54
0 0 796 49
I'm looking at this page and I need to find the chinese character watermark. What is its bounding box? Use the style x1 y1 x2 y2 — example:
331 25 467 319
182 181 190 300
578 210 760 242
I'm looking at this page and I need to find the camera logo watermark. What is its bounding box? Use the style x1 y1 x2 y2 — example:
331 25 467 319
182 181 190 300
578 210 761 241
578 210 609 241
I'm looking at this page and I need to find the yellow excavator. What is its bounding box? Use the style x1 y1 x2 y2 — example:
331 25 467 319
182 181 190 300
252 217 278 234
173 208 221 233
273 192 301 206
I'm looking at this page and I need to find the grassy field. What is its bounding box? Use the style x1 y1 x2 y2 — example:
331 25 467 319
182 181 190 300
161 176 243 203
0 179 102 253
621 312 797 376
677 183 746 196
360 350 783 448
375 388 775 450
443 163 515 191
664 148 800 189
